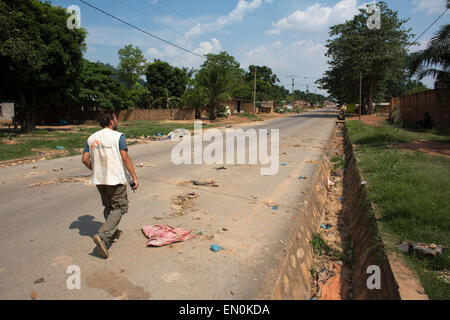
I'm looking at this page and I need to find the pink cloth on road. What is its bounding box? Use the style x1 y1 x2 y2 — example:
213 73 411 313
142 225 193 247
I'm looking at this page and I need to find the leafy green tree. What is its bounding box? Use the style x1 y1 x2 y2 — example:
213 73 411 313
0 0 86 131
317 1 413 113
78 60 127 110
196 53 238 120
180 86 207 118
408 24 449 88
117 44 147 89
145 59 188 107
153 88 180 116
127 82 152 109
245 65 280 101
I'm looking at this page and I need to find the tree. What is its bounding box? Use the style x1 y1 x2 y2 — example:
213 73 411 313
196 53 237 120
0 0 87 131
317 1 413 113
408 24 450 88
153 88 181 117
117 44 147 89
78 60 127 110
245 65 280 101
145 60 188 107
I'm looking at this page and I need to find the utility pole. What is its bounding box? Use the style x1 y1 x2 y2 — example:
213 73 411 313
253 67 257 121
287 75 297 109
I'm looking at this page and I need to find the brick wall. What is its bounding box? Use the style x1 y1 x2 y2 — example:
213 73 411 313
398 88 450 129
117 108 194 121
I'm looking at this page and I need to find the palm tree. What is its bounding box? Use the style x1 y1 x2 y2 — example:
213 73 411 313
154 88 180 117
197 64 232 120
408 24 450 88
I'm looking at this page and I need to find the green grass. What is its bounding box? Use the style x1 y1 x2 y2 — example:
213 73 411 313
311 233 333 256
236 112 261 121
346 120 450 299
0 120 217 161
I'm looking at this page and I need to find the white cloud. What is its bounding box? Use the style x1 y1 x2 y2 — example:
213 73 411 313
267 0 360 34
412 0 447 15
185 0 274 38
144 38 223 68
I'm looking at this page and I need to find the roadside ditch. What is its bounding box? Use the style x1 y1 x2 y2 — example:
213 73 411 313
273 121 403 300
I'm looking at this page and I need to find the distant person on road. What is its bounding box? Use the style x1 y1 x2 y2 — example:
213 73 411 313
81 111 139 258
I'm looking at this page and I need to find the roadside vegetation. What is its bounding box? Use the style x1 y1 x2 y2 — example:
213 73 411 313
346 120 450 299
0 121 203 161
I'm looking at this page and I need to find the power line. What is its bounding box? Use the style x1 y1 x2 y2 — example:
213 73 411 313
77 0 206 59
412 8 448 45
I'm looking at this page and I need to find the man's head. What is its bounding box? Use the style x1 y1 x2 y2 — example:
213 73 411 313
97 111 118 130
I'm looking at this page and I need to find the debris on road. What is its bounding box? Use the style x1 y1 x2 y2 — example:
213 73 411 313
29 176 91 187
396 240 447 257
169 192 199 216
33 278 45 284
142 225 193 247
299 176 308 180
31 289 38 300
187 192 199 199
210 244 225 252
191 179 218 187
215 166 227 170
136 162 156 168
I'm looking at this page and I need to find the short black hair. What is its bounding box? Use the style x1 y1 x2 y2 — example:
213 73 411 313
97 111 116 128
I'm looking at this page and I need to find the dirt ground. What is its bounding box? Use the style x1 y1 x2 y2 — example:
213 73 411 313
394 140 450 158
346 114 390 127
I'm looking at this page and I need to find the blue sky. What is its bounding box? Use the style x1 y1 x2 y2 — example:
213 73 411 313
52 0 449 94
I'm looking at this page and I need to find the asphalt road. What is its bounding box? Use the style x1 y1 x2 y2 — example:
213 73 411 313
0 109 337 300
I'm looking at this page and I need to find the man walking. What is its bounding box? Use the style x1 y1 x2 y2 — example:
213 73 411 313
82 111 138 258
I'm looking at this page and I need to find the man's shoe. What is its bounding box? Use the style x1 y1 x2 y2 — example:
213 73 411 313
93 234 109 258
112 229 123 241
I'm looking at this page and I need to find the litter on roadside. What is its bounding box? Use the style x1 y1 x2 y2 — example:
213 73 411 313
299 176 308 180
56 146 64 150
320 224 332 230
136 162 156 168
215 166 227 170
210 244 225 252
191 179 218 187
396 240 446 257
281 163 287 166
168 128 189 140
142 225 193 247
33 278 45 284
272 206 279 210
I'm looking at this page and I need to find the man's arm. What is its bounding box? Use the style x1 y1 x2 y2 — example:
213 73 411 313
82 152 92 170
120 150 138 190
81 141 92 170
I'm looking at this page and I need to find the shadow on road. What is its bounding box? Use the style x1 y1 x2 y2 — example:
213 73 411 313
69 215 102 238
292 111 338 119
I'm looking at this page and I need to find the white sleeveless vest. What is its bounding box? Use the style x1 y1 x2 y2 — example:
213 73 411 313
87 128 128 185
